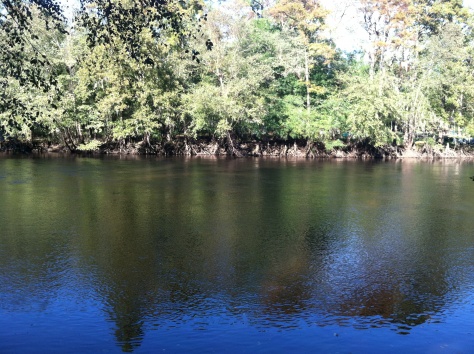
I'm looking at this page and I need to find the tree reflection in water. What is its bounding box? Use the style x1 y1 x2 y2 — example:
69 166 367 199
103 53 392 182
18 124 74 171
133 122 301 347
1 157 474 352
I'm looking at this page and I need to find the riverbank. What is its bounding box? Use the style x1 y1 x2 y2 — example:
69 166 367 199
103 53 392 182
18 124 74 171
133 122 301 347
1 138 474 159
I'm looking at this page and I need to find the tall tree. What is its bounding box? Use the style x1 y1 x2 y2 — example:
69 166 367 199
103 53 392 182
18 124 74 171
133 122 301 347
0 3 68 139
183 4 276 155
77 0 207 62
359 0 413 76
269 0 333 113
0 0 66 127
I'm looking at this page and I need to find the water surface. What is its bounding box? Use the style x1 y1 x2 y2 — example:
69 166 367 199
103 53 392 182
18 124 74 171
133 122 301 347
0 155 473 353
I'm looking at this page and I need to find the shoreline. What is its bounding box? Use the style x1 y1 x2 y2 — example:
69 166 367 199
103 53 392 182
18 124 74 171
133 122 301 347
1 138 473 159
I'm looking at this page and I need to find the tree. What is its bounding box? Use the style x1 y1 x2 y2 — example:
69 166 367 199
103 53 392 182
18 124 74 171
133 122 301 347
0 1 66 128
183 5 275 155
266 0 343 153
421 22 474 138
1 0 207 139
413 0 469 36
69 24 187 151
77 0 207 62
269 0 333 113
0 3 68 140
361 0 414 68
349 0 473 149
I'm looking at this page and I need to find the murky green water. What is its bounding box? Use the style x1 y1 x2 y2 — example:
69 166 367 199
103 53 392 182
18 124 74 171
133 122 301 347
0 155 473 353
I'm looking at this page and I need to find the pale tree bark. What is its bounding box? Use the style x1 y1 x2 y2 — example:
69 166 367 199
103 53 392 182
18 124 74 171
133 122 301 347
305 49 311 113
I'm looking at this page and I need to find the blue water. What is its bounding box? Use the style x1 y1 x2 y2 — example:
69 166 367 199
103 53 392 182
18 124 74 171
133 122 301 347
0 155 473 353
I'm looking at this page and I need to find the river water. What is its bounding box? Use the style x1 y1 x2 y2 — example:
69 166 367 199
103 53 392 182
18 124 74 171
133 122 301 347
0 155 473 353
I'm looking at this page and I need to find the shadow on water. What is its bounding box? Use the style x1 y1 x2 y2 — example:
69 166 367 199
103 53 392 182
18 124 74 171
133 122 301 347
1 155 474 351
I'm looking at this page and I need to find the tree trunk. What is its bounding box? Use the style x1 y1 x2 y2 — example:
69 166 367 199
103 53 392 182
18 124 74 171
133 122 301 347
62 127 77 152
305 49 311 113
76 122 83 144
143 132 156 153
305 139 314 157
226 131 243 157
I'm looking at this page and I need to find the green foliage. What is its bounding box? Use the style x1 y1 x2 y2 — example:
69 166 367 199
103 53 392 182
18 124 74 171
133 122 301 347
77 0 204 61
339 64 398 146
0 2 65 116
2 0 474 154
77 139 102 152
324 139 345 152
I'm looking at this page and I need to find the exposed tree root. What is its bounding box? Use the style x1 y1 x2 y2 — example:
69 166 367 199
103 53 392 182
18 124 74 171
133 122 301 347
2 138 474 159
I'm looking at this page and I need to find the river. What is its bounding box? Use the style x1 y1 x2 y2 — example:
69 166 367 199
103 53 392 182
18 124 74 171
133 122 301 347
0 155 473 353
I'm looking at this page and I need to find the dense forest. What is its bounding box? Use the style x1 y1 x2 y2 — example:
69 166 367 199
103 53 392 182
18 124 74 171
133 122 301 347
1 0 474 157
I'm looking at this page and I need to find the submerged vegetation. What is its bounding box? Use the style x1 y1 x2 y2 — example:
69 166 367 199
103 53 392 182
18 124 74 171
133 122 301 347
1 0 474 157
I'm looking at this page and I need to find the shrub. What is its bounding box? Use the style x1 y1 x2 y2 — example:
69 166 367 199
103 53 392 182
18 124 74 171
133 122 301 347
324 139 346 152
77 140 102 152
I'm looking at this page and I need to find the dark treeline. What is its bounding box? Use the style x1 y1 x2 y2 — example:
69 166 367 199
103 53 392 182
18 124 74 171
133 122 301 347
1 0 474 157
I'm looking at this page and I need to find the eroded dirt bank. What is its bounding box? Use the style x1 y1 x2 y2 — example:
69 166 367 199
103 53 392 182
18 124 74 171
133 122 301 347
2 138 474 159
